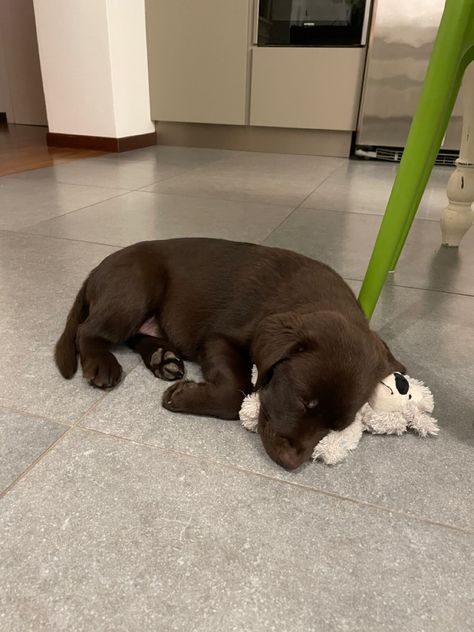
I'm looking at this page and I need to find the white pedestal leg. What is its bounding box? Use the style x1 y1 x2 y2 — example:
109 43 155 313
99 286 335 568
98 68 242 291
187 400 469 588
441 64 474 247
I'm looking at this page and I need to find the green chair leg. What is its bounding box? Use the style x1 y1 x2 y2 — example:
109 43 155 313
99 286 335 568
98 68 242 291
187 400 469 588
358 0 474 320
388 73 464 273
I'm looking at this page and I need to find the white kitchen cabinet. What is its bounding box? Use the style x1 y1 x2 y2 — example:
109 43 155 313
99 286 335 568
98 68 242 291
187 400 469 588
146 0 251 125
250 47 366 131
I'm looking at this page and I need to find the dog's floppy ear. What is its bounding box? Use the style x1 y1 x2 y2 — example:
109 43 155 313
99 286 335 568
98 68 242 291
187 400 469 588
252 312 308 389
372 332 406 376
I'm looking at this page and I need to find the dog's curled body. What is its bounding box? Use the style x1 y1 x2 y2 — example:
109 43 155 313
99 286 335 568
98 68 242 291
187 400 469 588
56 238 404 469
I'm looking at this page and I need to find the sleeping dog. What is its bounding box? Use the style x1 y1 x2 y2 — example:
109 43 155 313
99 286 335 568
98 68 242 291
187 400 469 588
55 238 404 470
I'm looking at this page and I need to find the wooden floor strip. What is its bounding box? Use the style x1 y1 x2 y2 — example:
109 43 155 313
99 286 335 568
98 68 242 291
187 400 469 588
0 123 107 176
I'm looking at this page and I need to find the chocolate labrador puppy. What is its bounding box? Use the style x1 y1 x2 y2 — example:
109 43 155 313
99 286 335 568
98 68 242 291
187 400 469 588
55 238 404 470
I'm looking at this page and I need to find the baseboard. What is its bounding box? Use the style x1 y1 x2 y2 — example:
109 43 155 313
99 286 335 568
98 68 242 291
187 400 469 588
0 112 7 124
155 122 352 157
46 131 157 152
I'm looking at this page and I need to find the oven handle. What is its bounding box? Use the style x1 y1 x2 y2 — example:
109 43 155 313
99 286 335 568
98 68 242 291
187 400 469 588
252 0 259 45
361 0 372 46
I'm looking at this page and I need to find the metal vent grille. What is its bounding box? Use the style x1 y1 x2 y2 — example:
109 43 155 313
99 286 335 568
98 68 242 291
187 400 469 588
355 146 458 167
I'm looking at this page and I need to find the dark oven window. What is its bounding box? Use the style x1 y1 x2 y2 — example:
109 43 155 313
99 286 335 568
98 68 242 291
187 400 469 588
258 0 367 47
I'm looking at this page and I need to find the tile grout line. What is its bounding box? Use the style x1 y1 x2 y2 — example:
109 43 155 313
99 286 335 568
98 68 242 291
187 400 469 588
385 283 474 299
0 366 143 499
262 162 359 245
1 364 471 533
342 275 474 300
295 155 449 223
73 424 474 537
2 231 473 304
0 404 73 428
0 390 118 500
126 156 235 192
51 168 201 193
5 155 249 235
5 156 463 294
291 159 356 211
2 235 473 303
2 162 344 250
0 227 124 250
44 150 240 194
136 187 297 210
3 154 185 188
137 155 345 211
0 427 73 500
4 176 123 193
71 387 126 427
300 203 448 224
11 189 132 233
68 360 143 428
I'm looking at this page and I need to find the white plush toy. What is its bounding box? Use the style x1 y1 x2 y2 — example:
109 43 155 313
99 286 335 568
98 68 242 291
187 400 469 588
240 368 439 465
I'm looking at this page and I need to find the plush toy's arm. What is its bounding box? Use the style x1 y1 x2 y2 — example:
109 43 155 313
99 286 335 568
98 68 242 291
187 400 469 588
362 409 409 435
312 416 364 465
406 405 439 437
239 393 259 432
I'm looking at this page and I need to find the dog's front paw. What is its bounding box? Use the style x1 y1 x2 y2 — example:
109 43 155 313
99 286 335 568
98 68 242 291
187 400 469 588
83 354 122 389
162 380 201 412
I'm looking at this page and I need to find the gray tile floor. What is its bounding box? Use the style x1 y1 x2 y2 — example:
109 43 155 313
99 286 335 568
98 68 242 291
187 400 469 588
1 146 473 631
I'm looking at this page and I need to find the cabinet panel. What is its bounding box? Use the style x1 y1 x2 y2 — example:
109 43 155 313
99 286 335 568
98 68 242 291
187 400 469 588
250 47 365 131
146 0 251 125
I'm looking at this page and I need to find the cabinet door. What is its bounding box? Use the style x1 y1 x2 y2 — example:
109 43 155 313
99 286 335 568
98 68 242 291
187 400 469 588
146 0 251 125
250 47 366 131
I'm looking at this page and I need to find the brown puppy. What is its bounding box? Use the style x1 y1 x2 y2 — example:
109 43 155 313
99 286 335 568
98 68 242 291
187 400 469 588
55 238 404 470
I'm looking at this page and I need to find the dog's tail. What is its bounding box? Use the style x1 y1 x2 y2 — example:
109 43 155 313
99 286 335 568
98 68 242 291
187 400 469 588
55 282 88 378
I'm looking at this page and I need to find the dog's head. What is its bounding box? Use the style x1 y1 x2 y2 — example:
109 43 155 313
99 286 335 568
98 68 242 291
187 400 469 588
252 311 405 470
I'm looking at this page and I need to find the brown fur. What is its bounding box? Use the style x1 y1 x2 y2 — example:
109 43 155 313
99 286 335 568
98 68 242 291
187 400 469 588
55 238 404 470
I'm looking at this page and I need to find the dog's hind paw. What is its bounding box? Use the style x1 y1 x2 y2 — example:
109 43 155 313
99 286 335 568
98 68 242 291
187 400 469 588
150 347 184 381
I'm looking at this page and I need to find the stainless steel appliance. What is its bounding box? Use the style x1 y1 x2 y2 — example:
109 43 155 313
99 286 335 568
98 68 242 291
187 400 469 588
356 0 462 162
257 0 371 47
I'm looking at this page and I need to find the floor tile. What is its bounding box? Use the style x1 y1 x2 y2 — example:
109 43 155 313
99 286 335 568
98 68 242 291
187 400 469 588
145 152 343 207
80 284 474 531
1 428 472 632
2 149 474 631
264 207 474 296
0 409 66 492
302 160 451 220
0 231 138 421
103 144 235 168
26 190 294 246
0 174 124 231
7 155 190 191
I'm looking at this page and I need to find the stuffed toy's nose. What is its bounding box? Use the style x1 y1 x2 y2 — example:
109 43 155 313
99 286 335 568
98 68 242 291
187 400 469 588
394 372 409 395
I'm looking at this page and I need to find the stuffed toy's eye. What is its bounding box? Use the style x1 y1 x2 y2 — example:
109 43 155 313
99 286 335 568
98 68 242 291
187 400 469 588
306 399 319 409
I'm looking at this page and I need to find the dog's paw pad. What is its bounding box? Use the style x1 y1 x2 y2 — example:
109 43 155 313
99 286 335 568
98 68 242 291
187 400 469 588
150 348 163 366
150 348 184 381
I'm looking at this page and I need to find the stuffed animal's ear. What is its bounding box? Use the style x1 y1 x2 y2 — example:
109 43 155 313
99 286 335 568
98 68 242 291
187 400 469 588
251 312 308 389
372 333 406 376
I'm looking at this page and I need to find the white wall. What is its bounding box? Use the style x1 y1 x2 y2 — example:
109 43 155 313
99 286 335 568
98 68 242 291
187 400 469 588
0 0 47 124
33 0 154 137
106 0 154 137
0 34 11 115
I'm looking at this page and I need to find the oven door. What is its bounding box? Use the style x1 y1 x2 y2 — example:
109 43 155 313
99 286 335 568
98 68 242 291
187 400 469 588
256 0 370 47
